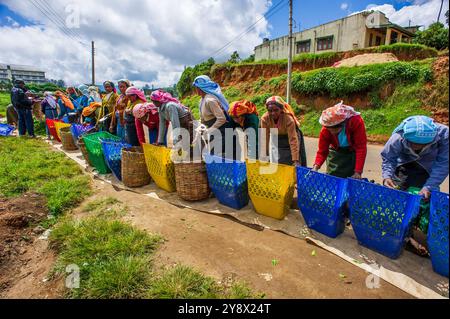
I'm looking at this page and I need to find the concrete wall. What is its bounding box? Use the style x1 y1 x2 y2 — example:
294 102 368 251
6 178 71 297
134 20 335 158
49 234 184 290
255 12 391 61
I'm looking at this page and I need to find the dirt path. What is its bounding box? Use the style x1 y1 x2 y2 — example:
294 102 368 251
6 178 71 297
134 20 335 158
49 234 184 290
87 179 411 299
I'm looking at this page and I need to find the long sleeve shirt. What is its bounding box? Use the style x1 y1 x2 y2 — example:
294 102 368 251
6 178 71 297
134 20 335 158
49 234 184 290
135 113 160 145
381 123 449 191
200 94 227 131
314 115 368 174
260 112 300 162
157 101 190 144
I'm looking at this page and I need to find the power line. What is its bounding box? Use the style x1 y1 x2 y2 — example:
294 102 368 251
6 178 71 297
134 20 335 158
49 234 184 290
27 0 88 47
37 0 88 46
196 0 288 64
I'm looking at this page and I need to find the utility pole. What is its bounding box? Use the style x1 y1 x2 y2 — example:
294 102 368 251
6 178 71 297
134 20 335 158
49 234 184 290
286 0 293 104
437 0 444 23
91 41 95 86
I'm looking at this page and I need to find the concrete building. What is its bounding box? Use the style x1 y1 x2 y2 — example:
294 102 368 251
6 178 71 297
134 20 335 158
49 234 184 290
254 11 418 61
0 63 47 83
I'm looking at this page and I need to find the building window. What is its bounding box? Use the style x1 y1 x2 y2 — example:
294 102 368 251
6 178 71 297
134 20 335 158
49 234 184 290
296 40 311 53
317 36 333 51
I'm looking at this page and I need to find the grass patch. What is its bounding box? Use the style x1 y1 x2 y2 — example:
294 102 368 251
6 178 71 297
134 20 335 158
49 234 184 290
0 138 91 215
0 92 10 117
51 216 260 299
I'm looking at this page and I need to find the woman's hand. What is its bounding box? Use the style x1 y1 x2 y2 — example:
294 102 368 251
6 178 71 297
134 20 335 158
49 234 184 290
418 187 431 200
312 164 320 172
351 172 362 179
383 178 397 189
293 160 300 167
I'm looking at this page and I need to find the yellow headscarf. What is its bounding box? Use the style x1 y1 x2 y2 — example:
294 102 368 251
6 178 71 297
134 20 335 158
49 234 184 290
228 100 259 117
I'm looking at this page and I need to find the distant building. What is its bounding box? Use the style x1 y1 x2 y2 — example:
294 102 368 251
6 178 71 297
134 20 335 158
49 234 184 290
0 63 47 83
254 11 419 61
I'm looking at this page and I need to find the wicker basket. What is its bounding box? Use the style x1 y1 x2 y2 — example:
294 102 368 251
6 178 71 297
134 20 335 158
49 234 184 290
174 162 211 201
122 147 151 188
60 127 78 151
78 137 93 166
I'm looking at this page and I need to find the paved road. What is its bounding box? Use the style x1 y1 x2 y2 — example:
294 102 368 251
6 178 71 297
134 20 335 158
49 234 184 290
304 137 449 193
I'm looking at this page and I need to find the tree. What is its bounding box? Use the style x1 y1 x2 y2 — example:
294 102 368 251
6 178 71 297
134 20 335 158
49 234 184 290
242 54 255 63
56 79 65 88
413 22 449 50
228 51 241 64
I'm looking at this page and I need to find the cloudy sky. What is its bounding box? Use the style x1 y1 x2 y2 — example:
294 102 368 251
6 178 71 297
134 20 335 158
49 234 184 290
0 0 448 88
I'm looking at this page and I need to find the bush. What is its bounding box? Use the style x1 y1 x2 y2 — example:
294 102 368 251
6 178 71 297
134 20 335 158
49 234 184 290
177 58 215 98
413 22 449 51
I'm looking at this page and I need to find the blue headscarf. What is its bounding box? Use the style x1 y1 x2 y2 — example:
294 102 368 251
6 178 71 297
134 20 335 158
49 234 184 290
393 115 438 144
78 84 89 97
193 75 229 113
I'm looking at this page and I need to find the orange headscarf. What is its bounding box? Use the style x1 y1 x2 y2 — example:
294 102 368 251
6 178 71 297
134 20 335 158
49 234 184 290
82 102 101 117
228 100 259 117
265 96 299 127
55 91 74 110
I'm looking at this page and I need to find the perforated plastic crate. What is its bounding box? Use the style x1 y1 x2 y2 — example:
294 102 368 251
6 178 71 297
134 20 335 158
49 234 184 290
71 124 94 144
0 123 15 137
246 160 295 220
45 119 62 142
204 154 249 210
296 167 348 238
142 143 176 192
83 132 122 174
102 140 131 181
428 191 449 277
348 179 421 259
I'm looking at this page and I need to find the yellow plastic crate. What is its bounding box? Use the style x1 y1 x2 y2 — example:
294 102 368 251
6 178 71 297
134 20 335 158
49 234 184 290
54 122 72 141
142 143 176 193
246 160 296 220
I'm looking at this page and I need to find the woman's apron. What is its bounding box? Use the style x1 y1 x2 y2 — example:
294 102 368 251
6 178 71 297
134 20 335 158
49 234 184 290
273 128 307 166
326 147 356 178
203 116 233 157
124 112 140 146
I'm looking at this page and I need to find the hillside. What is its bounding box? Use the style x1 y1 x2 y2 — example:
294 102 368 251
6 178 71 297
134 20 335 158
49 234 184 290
180 44 448 143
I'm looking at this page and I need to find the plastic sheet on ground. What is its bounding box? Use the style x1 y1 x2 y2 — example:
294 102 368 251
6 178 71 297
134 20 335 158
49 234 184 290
48 140 449 299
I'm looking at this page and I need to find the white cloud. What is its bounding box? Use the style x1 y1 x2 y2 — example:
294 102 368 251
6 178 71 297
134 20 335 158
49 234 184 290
340 3 349 11
0 0 271 87
363 0 449 28
5 16 20 27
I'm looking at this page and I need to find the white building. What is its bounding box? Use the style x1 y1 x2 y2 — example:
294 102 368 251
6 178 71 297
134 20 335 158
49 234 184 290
0 63 47 83
254 11 418 61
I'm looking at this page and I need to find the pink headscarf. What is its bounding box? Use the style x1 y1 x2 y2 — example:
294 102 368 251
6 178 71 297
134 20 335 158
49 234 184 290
150 89 180 104
125 86 147 103
319 101 360 127
133 102 158 119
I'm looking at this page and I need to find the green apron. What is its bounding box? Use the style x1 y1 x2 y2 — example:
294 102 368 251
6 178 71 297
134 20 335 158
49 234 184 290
326 147 356 178
408 187 430 234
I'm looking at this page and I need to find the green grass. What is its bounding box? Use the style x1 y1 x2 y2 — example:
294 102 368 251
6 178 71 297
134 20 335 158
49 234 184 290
0 92 10 117
0 138 91 215
50 213 258 299
182 95 201 120
300 82 432 138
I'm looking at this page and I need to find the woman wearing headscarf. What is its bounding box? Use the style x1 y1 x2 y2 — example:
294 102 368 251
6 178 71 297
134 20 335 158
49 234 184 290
66 87 78 100
77 85 90 110
312 101 367 178
132 102 161 145
381 115 449 256
260 96 307 166
97 81 118 131
150 89 193 147
124 86 147 146
54 91 75 120
40 92 58 139
193 75 233 157
88 86 102 103
228 100 259 159
109 79 130 139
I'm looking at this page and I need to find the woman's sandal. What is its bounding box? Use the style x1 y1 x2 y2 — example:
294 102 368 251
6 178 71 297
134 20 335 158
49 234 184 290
405 237 430 257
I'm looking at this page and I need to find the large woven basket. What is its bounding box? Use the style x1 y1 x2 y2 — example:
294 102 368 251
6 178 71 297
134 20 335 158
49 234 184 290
174 162 211 201
78 137 93 166
60 127 78 151
122 147 152 188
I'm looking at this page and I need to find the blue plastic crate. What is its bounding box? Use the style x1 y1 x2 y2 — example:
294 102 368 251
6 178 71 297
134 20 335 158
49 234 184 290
71 124 95 144
428 191 449 277
296 167 348 238
348 179 421 259
0 123 15 137
204 154 249 210
101 140 131 181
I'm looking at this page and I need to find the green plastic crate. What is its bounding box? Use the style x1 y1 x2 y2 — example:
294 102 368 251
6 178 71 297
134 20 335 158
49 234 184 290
82 132 122 174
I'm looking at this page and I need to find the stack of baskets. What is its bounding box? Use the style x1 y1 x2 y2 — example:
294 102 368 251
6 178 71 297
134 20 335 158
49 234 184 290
296 167 348 238
60 127 78 151
101 140 132 181
143 144 176 192
83 132 122 174
122 147 151 188
246 160 296 220
174 160 211 201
